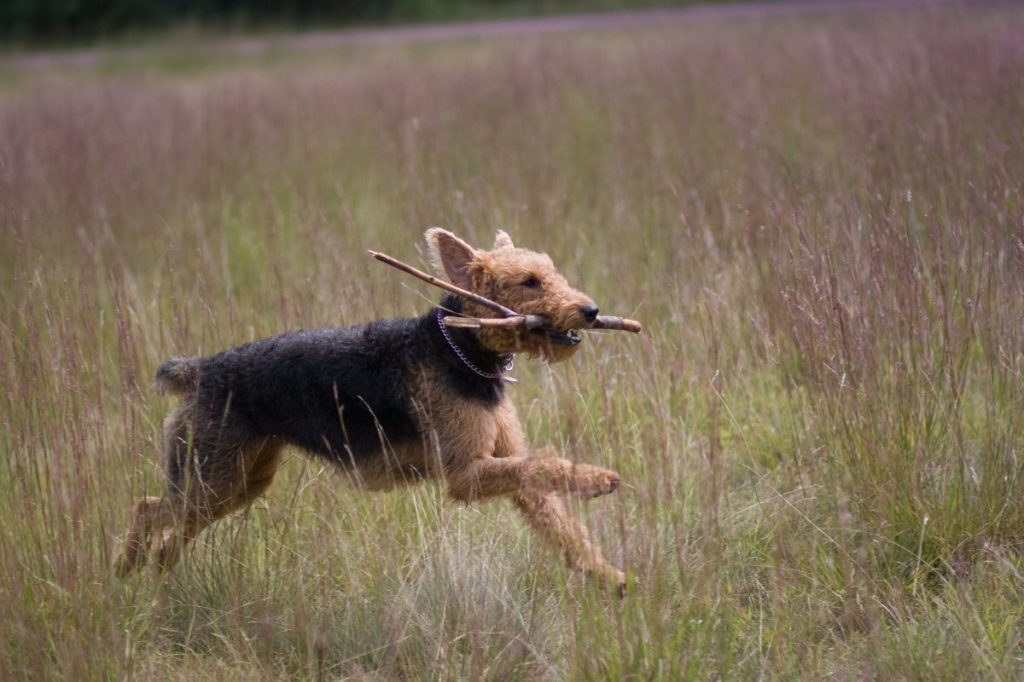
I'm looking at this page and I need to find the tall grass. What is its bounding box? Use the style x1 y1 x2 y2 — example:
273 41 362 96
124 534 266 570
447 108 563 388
2 5 1023 679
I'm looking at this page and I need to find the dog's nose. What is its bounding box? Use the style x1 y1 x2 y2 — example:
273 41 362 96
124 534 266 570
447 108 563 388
580 305 599 322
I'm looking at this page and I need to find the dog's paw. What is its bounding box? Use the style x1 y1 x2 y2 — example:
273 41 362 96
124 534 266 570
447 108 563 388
583 566 629 598
608 569 628 598
573 465 621 498
616 573 630 598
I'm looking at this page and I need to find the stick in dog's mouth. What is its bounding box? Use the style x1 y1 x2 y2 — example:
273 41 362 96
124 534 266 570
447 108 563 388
368 249 643 335
440 314 641 335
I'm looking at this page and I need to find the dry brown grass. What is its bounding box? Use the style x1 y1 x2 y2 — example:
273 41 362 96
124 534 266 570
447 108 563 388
2 5 1023 679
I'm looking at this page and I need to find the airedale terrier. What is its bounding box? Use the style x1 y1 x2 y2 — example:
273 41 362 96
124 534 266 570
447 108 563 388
116 228 626 592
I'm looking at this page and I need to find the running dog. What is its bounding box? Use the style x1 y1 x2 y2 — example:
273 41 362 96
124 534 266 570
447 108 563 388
116 228 626 593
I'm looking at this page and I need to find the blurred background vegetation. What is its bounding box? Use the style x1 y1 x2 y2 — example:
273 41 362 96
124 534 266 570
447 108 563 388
0 0 739 46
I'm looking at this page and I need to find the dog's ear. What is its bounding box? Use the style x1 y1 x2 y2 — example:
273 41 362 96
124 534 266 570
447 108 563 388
425 227 477 287
493 230 515 250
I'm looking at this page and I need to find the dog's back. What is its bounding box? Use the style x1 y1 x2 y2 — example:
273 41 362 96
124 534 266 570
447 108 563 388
161 319 424 464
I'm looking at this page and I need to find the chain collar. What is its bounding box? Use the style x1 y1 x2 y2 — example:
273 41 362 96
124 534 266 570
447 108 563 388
437 308 514 382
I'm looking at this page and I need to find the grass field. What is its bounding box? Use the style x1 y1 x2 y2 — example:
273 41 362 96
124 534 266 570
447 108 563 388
3 4 1024 679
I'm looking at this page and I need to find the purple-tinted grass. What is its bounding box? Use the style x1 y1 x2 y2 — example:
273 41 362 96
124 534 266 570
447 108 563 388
2 5 1023 679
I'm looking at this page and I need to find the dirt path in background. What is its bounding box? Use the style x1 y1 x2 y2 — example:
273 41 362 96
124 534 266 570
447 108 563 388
3 0 1001 69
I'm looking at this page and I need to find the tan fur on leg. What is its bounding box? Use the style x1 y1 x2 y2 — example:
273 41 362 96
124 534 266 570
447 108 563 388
155 513 206 571
115 496 175 577
513 489 626 594
157 439 286 571
446 454 620 502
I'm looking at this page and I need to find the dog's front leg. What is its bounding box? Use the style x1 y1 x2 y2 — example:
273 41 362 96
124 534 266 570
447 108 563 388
512 488 626 595
430 397 619 501
487 400 622 498
446 454 620 501
439 400 625 594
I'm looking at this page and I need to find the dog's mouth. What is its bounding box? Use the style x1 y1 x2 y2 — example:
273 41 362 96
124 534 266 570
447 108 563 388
532 328 581 347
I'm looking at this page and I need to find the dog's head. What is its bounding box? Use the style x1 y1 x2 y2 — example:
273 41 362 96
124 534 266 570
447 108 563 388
425 228 599 363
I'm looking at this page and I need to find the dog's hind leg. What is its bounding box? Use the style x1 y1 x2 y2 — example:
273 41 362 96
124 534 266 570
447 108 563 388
155 437 285 571
512 489 626 595
233 438 285 509
115 496 175 577
153 506 206 572
118 406 246 574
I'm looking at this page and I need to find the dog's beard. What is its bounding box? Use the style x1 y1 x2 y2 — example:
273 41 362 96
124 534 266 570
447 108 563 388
479 328 582 363
535 339 582 363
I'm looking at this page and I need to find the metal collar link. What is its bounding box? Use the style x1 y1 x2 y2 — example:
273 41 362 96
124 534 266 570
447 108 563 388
437 308 514 381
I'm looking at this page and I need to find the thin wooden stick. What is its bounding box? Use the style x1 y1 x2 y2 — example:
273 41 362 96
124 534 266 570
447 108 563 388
592 316 643 333
368 250 518 318
369 249 642 334
443 315 642 333
442 315 545 329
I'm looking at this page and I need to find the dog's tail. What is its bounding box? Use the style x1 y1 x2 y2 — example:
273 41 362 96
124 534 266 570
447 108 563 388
154 357 199 395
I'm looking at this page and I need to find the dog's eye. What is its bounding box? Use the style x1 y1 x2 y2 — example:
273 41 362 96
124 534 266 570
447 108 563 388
521 276 541 289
